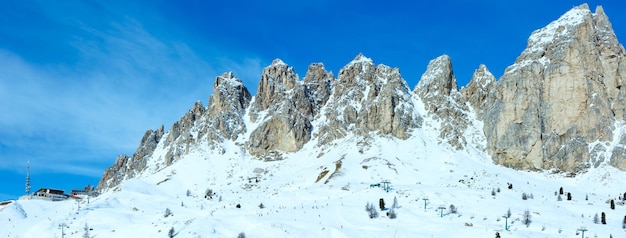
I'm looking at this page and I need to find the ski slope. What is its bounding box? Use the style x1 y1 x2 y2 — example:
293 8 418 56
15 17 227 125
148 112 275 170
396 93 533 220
2 128 626 237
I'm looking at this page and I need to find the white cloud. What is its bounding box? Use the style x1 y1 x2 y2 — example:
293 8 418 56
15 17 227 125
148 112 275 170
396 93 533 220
0 0 272 180
0 18 219 177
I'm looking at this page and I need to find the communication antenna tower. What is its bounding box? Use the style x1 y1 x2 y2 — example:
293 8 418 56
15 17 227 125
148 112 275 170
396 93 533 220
25 160 31 195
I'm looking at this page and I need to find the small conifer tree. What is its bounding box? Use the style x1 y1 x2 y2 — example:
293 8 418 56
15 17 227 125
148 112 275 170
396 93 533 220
523 209 531 226
522 192 528 200
164 208 172 218
610 199 615 210
559 187 564 195
601 212 606 225
593 213 599 224
392 196 398 209
567 192 572 201
365 202 378 219
168 227 175 238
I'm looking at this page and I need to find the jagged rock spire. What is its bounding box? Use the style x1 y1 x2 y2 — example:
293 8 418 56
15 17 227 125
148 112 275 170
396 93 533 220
415 55 471 150
461 64 495 113
247 59 313 157
414 55 457 99
316 54 421 145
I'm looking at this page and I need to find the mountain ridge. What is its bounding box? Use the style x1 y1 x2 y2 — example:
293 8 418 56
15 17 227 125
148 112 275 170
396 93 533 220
97 3 626 192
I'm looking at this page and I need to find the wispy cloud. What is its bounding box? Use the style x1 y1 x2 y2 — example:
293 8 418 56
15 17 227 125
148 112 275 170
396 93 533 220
0 14 257 178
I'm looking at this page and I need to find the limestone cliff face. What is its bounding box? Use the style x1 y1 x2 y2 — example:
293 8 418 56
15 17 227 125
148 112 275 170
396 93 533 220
246 59 313 156
479 4 626 172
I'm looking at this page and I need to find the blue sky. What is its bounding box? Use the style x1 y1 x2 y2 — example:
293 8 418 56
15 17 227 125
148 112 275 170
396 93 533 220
0 0 624 200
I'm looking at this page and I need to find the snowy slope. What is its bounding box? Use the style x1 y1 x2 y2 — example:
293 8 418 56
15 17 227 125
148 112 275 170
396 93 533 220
3 98 626 237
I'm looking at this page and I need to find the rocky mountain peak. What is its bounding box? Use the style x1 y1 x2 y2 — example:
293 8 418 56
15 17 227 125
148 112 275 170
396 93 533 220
211 72 250 112
349 53 373 65
271 58 286 66
206 72 251 141
303 63 333 116
461 64 495 113
337 53 376 86
249 58 302 120
414 55 471 150
414 55 457 98
246 60 313 157
483 4 626 172
315 54 420 144
512 3 600 68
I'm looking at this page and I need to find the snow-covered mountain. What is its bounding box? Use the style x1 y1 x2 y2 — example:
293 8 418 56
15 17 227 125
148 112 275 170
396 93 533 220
3 3 626 238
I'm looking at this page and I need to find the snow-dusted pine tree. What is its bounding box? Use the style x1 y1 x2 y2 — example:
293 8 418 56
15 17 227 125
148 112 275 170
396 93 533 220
168 227 175 238
164 208 172 218
365 202 378 219
523 210 531 226
388 207 397 219
392 196 398 209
